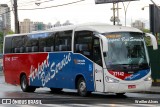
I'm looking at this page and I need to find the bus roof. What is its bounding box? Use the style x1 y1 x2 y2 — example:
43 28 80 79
5 23 142 37
74 23 142 33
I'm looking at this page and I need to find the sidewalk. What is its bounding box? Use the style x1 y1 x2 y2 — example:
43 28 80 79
146 86 160 94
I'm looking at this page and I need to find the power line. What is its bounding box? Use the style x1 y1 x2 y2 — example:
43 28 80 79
0 0 12 7
35 0 54 4
18 0 41 5
3 0 11 4
16 3 36 7
17 0 54 7
17 0 54 6
0 0 85 15
18 0 85 10
35 0 54 6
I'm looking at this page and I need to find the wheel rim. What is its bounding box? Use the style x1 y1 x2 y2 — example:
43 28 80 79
79 81 86 94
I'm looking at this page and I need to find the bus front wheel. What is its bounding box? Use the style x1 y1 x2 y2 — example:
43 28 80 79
20 75 36 92
77 77 91 97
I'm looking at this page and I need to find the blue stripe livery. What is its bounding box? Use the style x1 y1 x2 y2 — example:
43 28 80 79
29 52 94 91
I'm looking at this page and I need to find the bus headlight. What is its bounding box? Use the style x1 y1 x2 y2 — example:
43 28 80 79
105 76 119 83
144 76 152 81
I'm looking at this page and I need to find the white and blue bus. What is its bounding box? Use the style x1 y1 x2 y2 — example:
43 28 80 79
3 23 158 96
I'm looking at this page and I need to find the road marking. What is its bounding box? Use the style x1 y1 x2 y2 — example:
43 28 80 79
37 104 160 107
0 103 159 107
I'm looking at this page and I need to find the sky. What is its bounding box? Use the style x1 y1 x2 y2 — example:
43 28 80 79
0 0 159 31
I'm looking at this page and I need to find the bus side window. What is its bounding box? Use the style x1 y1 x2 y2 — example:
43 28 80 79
37 32 54 52
44 32 55 52
74 31 93 60
39 38 46 52
12 35 26 53
25 36 38 53
25 36 31 52
55 30 72 51
4 37 12 53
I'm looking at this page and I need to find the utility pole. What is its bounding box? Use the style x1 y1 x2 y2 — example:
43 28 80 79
150 0 160 10
13 0 19 33
117 3 121 25
111 3 121 25
113 3 116 25
150 0 159 44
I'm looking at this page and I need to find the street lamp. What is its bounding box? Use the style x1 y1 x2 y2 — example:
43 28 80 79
141 6 149 10
122 1 131 26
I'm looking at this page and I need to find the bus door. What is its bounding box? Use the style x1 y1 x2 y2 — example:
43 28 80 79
93 38 104 92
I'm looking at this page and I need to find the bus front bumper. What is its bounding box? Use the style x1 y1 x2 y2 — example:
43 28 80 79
105 81 152 93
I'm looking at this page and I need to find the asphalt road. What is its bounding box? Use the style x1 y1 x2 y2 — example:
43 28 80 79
0 76 160 107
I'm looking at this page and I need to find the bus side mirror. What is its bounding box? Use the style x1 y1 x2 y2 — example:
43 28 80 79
145 33 158 50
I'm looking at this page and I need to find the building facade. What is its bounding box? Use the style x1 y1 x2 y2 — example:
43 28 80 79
20 19 33 33
131 20 145 30
20 19 73 33
33 22 45 31
0 4 11 32
0 16 3 32
20 19 46 33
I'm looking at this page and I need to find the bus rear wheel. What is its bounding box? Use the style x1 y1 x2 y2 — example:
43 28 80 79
20 75 36 92
50 88 63 93
77 77 91 97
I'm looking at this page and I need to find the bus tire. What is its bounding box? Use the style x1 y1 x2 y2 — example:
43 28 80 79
50 88 63 93
20 75 36 92
77 77 91 97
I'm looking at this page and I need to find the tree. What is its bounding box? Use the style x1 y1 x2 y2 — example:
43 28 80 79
142 29 150 33
142 29 151 46
7 30 15 34
158 33 160 45
0 30 14 53
0 32 3 53
142 29 160 45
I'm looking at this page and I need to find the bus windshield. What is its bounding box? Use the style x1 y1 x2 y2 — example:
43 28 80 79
103 32 149 72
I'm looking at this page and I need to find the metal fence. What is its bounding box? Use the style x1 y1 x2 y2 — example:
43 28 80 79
148 45 160 82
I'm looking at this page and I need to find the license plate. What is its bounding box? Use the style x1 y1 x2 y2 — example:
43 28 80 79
128 85 136 89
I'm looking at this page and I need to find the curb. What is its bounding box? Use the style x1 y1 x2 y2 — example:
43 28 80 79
131 91 160 94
